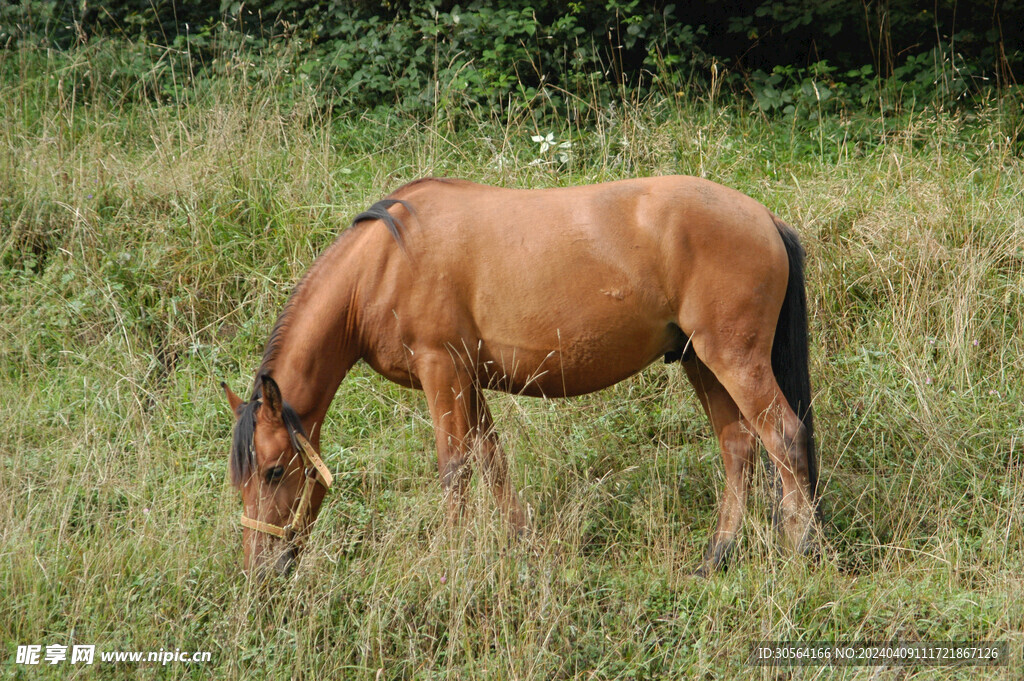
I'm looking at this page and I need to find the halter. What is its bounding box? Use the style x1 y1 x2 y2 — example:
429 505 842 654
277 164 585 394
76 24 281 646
240 432 333 543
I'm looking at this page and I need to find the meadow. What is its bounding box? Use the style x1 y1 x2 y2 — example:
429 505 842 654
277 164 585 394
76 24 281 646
1 41 1023 679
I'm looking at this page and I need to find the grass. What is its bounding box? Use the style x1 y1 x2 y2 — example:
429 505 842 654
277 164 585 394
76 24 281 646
1 40 1023 680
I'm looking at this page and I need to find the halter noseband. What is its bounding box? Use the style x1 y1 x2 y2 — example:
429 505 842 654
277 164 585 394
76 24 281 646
240 432 333 543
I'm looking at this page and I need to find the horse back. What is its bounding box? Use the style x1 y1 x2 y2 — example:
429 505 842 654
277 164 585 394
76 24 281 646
354 176 788 396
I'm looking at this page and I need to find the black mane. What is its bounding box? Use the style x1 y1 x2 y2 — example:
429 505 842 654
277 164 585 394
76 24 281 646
352 198 412 247
255 197 412 379
228 378 309 487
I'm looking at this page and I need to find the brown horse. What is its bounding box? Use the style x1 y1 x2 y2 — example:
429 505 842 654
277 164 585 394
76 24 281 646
223 176 819 577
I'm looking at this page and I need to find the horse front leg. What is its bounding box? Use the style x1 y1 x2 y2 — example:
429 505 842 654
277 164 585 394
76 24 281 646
417 352 527 531
418 356 475 524
472 396 528 533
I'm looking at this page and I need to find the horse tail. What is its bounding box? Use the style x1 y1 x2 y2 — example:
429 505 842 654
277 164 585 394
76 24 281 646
770 216 818 504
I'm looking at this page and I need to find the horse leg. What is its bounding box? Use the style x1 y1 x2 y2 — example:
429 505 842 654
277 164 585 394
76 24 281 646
683 357 757 575
471 395 528 532
418 356 475 524
692 338 816 555
722 368 814 554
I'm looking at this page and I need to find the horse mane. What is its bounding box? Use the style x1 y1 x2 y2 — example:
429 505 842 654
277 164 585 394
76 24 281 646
255 293 304 382
352 198 412 248
229 379 309 487
347 177 473 247
254 191 420 380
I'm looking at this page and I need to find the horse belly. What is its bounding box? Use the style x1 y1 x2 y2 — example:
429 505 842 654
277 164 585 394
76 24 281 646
475 307 673 398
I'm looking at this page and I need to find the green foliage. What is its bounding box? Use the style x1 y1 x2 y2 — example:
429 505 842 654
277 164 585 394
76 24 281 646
3 0 1021 118
277 2 705 115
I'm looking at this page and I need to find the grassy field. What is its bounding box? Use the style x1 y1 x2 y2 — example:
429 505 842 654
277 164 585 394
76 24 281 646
2 42 1023 680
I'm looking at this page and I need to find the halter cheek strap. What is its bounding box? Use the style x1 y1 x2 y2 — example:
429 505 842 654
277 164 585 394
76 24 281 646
240 432 333 543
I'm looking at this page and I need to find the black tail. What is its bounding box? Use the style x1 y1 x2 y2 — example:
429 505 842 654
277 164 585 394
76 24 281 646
771 217 818 503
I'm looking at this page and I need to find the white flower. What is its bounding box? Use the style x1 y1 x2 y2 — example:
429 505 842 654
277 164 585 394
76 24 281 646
531 133 571 162
532 132 556 153
555 140 571 163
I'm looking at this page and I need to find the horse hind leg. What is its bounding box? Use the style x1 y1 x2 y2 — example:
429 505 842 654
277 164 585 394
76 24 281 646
680 277 817 556
684 357 757 576
700 346 817 556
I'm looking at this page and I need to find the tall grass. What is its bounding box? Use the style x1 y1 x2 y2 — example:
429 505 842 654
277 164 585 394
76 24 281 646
1 39 1022 680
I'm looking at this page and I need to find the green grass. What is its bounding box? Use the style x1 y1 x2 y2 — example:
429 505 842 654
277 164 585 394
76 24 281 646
1 42 1023 680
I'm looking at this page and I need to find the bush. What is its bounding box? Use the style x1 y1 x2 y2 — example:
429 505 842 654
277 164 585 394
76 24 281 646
2 0 1020 117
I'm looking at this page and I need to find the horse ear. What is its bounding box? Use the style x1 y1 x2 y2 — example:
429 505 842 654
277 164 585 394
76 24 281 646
222 382 244 418
259 374 284 422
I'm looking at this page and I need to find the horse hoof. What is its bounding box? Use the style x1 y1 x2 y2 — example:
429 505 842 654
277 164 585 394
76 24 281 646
690 563 713 578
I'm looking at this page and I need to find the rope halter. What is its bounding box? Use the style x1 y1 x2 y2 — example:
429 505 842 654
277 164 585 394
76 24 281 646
240 432 333 543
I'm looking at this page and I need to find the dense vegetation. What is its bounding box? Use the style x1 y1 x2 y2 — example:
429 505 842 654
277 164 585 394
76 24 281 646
3 0 1021 116
2 4 1023 679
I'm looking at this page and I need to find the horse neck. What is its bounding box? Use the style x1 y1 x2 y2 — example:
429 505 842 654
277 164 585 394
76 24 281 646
259 261 363 440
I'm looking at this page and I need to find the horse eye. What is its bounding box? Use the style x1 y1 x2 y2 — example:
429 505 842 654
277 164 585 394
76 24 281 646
265 466 285 483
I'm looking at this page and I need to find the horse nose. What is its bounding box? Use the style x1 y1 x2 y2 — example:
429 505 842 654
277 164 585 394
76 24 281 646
274 547 297 576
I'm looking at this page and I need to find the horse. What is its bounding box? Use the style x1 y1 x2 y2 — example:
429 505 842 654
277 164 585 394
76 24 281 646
223 175 819 577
